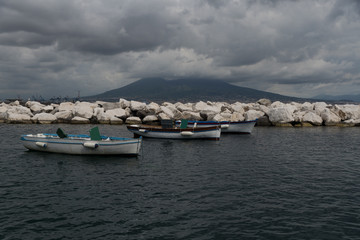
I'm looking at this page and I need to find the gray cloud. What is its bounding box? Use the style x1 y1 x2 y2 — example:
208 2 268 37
1 0 360 100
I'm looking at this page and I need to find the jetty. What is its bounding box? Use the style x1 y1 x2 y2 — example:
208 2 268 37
1 98 360 127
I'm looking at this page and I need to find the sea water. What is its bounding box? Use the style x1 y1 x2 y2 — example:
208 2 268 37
1 124 360 239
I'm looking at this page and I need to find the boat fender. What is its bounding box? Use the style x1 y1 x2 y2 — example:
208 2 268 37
139 129 148 133
221 124 230 129
181 131 194 136
83 142 99 149
35 142 47 148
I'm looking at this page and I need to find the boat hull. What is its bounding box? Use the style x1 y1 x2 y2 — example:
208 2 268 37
127 125 221 140
21 134 142 155
175 120 257 134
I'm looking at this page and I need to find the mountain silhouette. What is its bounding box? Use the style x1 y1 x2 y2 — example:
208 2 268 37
82 78 306 103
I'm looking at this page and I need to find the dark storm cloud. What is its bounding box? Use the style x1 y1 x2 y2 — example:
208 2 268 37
0 0 360 99
0 1 79 43
0 0 180 54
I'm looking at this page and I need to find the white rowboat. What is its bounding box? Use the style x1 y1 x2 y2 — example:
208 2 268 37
21 127 142 155
127 125 221 140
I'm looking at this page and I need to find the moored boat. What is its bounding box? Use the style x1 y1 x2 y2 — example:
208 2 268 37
175 119 257 134
127 120 221 140
21 127 142 155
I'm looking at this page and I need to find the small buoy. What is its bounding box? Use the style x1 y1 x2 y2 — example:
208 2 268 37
83 142 99 149
181 131 194 136
35 142 47 148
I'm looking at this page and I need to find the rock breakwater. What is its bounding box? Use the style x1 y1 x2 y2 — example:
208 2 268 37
1 98 360 127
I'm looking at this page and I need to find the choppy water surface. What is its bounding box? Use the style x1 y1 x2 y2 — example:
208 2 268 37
1 124 360 239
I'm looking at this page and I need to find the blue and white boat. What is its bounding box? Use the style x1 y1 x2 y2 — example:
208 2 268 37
175 119 257 134
21 127 142 155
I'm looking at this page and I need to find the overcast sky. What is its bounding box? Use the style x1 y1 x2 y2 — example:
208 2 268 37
1 0 360 100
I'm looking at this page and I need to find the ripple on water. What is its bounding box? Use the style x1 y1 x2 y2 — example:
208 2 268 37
1 125 360 239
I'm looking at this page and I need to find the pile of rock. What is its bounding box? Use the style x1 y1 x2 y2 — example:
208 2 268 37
1 98 360 127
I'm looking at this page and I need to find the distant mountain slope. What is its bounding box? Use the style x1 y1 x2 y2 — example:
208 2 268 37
313 94 360 103
82 78 306 103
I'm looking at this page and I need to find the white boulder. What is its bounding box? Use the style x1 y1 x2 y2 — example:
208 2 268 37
300 102 314 111
130 100 146 112
119 98 130 109
94 108 110 124
293 111 306 122
0 112 7 122
163 103 178 114
9 100 20 106
43 105 54 113
257 98 272 106
143 115 159 124
30 104 45 113
334 104 360 120
220 112 232 121
158 112 171 120
181 111 202 121
193 101 221 113
230 102 245 114
145 102 161 114
344 119 360 125
54 110 73 122
58 102 75 112
100 102 122 111
8 105 33 117
162 102 175 107
210 113 227 122
302 112 323 126
314 102 329 115
270 101 286 108
176 103 193 112
258 105 270 116
321 108 341 126
26 101 46 113
0 105 8 114
125 116 142 124
268 107 294 123
244 110 264 121
160 106 175 119
71 116 90 124
74 102 95 119
231 112 245 122
7 112 32 123
94 107 125 124
32 113 57 124
109 117 123 125
106 108 128 119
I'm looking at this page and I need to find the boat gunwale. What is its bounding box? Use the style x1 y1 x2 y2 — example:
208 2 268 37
21 135 141 146
176 119 258 126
